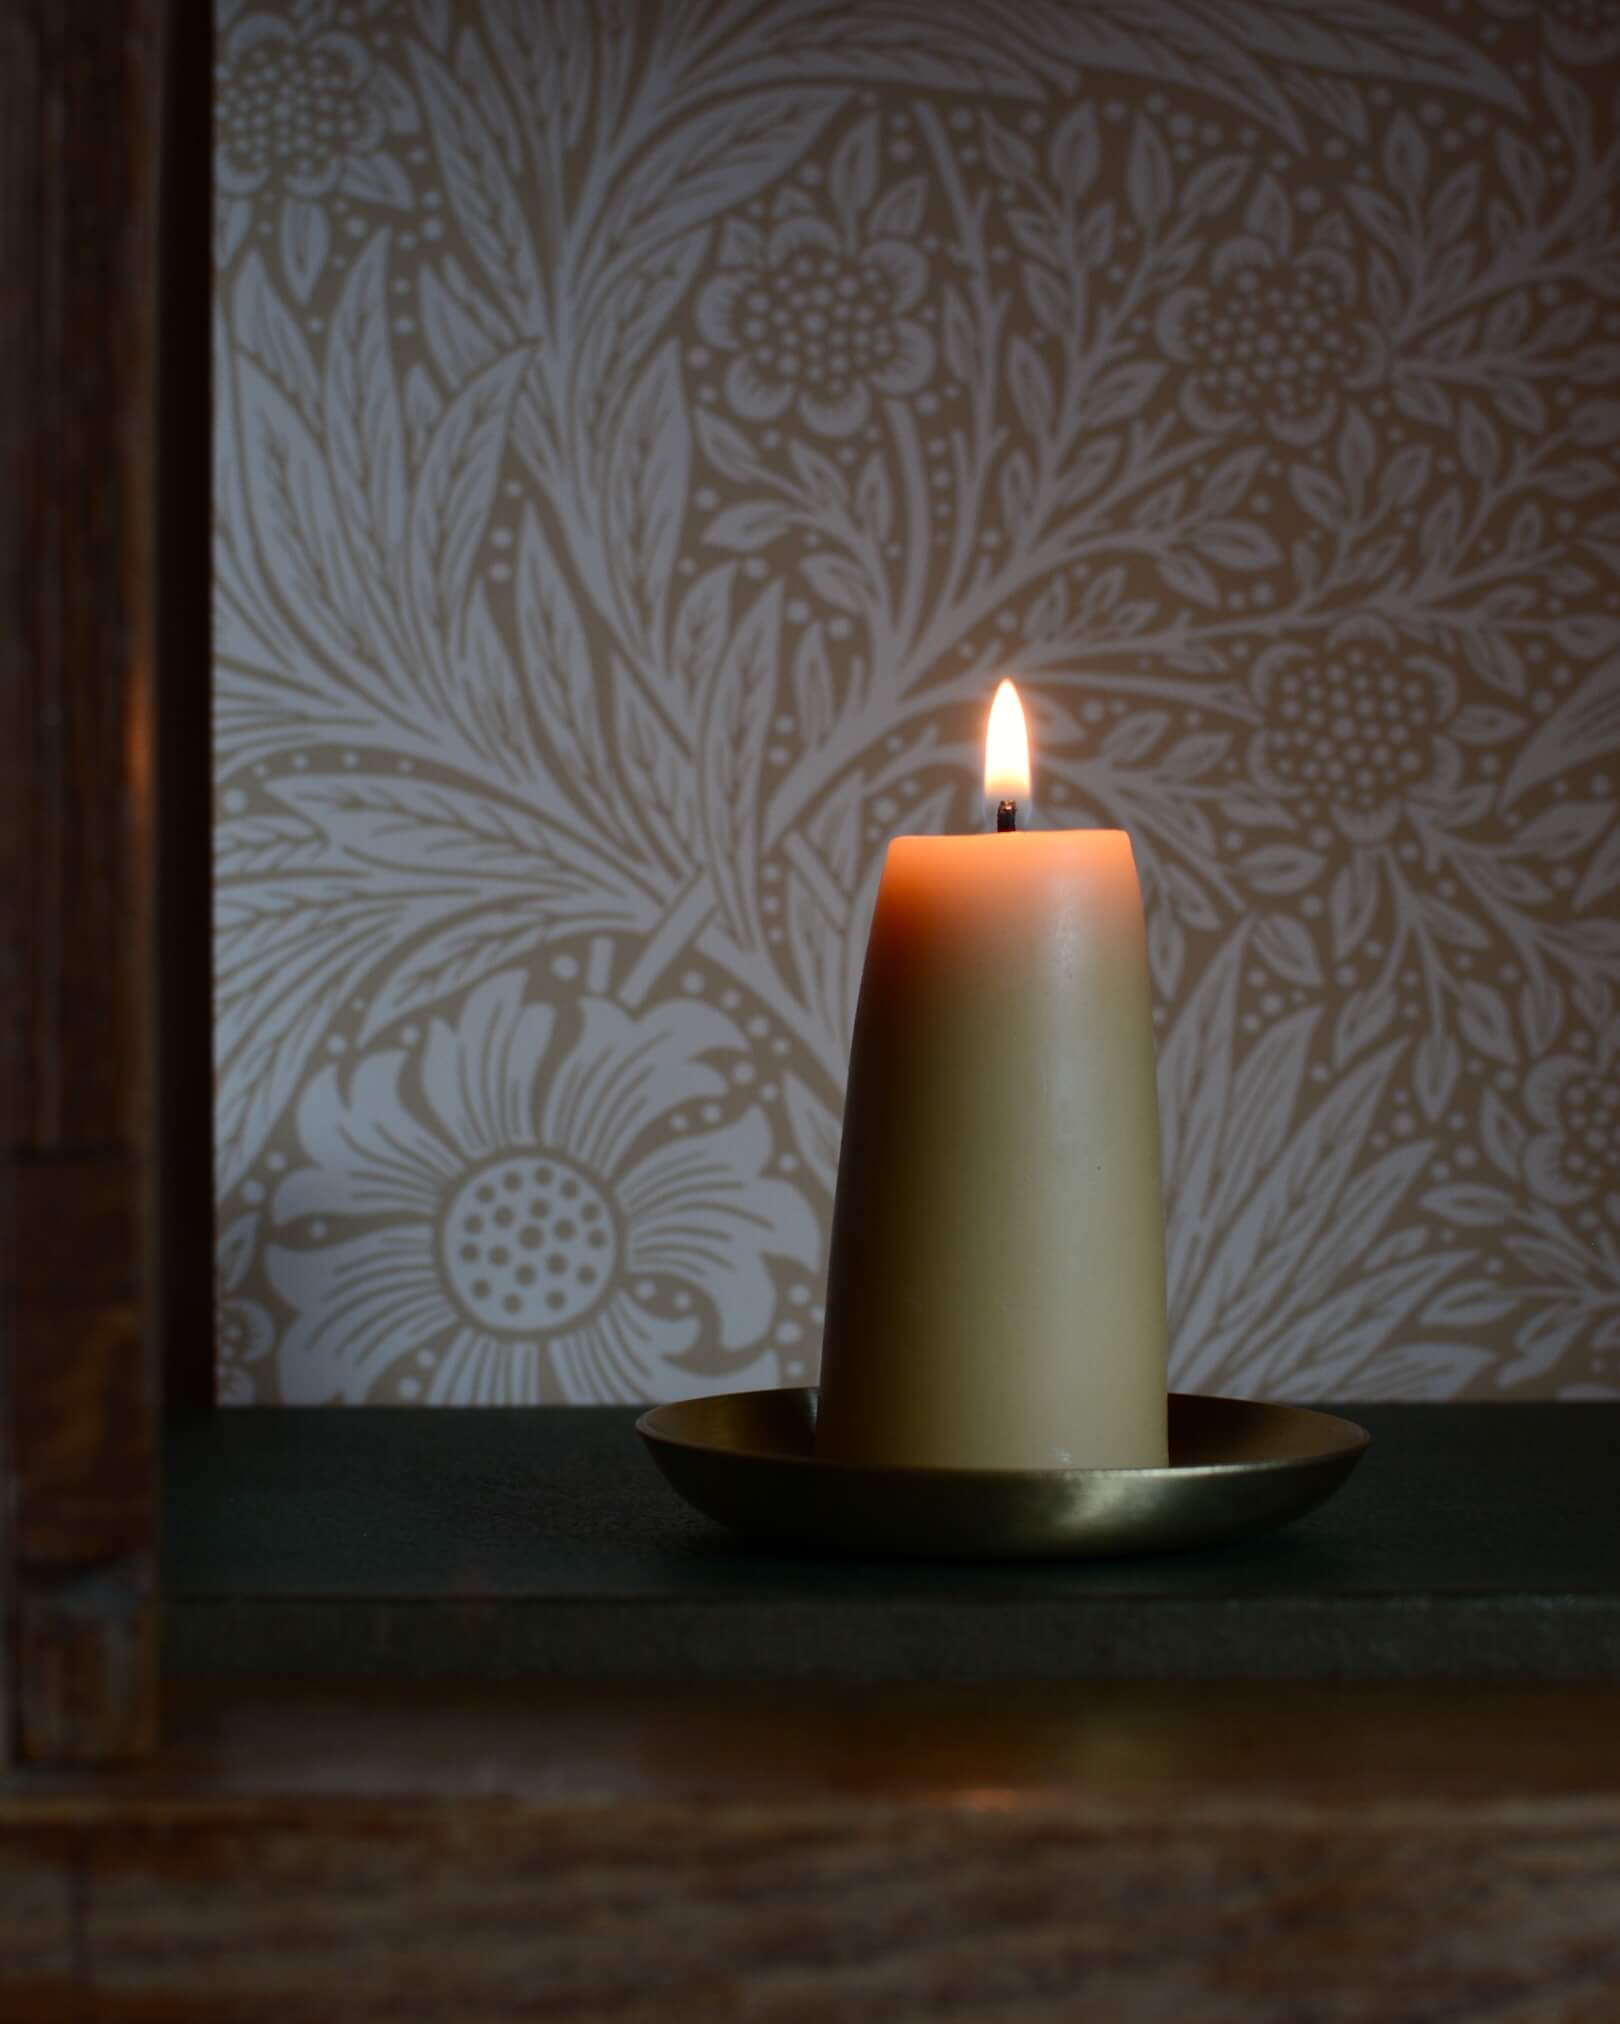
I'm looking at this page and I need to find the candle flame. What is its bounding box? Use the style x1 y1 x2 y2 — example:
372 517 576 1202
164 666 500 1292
984 678 1031 802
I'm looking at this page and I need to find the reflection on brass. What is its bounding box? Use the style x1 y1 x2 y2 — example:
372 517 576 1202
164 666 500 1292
637 1389 1368 1561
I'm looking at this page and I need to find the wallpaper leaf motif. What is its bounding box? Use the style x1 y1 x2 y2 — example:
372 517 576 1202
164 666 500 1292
216 0 1620 1406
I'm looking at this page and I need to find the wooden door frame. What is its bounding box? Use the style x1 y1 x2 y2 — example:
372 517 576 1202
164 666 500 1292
1 0 210 1766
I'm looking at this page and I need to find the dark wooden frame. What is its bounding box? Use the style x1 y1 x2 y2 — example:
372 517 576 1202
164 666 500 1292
4 0 161 1764
2 0 212 1760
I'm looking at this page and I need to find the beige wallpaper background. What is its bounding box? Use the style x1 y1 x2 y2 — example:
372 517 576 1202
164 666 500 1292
213 0 1620 1406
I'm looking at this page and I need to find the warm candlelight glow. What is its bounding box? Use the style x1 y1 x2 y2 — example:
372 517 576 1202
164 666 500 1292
984 678 1031 803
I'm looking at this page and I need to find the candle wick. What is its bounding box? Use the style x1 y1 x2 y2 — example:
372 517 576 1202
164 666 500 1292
996 800 1017 833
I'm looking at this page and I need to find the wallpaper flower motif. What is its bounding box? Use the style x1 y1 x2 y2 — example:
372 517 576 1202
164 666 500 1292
1247 618 1463 843
215 0 1620 1405
1525 1046 1620 1207
1157 201 1383 445
698 198 936 436
215 0 417 289
266 973 818 1403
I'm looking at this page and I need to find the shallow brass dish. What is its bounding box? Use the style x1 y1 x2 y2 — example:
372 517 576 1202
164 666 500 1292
637 1387 1369 1561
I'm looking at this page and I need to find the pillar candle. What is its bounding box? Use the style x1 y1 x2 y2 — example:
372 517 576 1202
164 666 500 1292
816 683 1168 1471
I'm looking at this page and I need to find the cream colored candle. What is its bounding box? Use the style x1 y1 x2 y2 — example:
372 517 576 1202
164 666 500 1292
816 683 1168 1471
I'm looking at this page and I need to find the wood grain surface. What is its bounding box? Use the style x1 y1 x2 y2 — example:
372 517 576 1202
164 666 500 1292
1 0 164 1764
3 1680 1620 2018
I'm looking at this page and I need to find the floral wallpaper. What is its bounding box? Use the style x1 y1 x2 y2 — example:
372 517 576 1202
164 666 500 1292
213 0 1620 1406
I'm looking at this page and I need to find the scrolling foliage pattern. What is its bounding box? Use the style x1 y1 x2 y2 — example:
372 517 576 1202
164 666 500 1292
214 0 1620 1404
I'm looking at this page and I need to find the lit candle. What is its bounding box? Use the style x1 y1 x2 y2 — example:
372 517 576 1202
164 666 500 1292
816 680 1168 1471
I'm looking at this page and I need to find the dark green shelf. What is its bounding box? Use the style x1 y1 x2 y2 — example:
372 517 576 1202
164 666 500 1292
163 1403 1620 1681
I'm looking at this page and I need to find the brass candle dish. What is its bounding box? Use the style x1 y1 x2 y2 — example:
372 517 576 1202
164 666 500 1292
638 1387 1368 1561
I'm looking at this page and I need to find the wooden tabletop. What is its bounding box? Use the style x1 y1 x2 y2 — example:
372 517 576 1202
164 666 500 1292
5 1677 1620 2017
